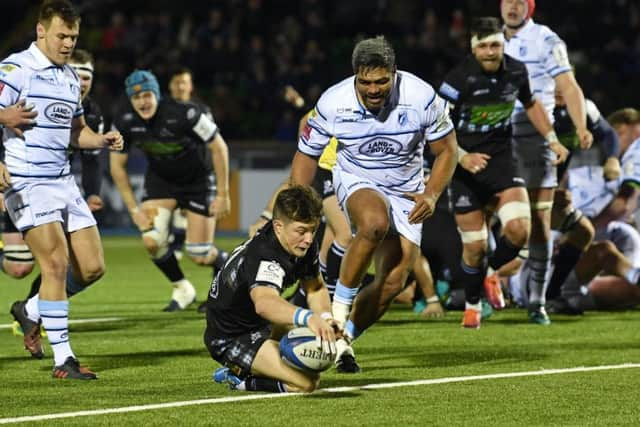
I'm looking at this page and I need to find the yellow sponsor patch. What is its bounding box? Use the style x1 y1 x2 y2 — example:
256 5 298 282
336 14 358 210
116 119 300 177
0 64 16 73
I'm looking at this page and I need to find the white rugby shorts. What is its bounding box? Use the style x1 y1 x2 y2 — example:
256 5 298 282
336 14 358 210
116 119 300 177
333 167 422 246
4 175 96 232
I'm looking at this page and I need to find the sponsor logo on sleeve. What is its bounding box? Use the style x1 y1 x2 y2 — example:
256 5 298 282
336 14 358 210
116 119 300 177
0 64 16 73
551 44 570 68
439 82 459 101
301 123 312 142
255 260 286 289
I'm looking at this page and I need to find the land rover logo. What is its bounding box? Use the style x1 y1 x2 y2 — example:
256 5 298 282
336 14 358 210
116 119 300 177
44 102 73 124
358 137 402 157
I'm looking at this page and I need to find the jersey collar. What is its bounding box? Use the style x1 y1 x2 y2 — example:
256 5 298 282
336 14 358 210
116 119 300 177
28 42 63 70
353 72 402 122
507 18 535 39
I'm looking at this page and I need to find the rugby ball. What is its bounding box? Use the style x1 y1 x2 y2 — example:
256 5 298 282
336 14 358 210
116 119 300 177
279 327 333 373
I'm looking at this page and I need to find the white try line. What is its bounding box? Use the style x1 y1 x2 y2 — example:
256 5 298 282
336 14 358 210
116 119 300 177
1 363 639 424
0 317 123 330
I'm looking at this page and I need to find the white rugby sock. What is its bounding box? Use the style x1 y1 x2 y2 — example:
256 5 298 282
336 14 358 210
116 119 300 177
172 279 196 308
25 294 40 322
39 299 75 366
527 241 553 306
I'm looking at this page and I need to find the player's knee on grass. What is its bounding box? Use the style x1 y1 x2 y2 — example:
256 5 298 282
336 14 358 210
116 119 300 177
285 374 320 393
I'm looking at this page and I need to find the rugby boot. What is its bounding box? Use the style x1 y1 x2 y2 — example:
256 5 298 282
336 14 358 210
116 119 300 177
528 304 551 325
336 353 361 373
483 272 505 310
52 357 97 380
162 281 197 312
10 300 44 359
461 307 481 329
213 367 242 390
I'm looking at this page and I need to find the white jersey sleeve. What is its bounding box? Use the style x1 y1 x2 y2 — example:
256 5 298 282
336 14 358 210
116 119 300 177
423 94 453 142
0 61 24 109
568 165 618 218
541 33 571 78
621 138 640 187
298 96 333 157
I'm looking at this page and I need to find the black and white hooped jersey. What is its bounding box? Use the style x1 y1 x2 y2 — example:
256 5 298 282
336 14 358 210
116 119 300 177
438 54 533 153
0 43 83 178
206 221 319 336
298 70 453 196
112 98 218 185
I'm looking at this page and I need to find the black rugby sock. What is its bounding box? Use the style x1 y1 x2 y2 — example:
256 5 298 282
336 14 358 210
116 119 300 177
27 274 42 299
461 261 484 305
547 243 582 300
152 251 185 282
244 375 287 393
488 235 521 271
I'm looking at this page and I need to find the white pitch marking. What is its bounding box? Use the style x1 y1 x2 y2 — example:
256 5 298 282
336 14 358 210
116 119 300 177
1 363 639 424
0 317 123 330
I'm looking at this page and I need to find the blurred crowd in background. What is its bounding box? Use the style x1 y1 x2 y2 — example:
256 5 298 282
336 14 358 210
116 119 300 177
2 0 640 141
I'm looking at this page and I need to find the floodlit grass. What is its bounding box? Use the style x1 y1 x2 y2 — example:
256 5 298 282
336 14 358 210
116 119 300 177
1 236 639 425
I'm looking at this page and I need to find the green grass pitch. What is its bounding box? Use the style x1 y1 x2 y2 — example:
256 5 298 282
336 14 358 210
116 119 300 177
1 236 639 425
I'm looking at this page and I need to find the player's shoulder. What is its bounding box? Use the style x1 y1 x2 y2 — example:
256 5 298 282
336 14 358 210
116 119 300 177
164 98 203 121
63 64 80 83
528 21 564 46
113 103 139 128
83 96 102 113
504 53 528 74
316 76 356 117
246 229 288 268
397 70 436 104
0 51 28 82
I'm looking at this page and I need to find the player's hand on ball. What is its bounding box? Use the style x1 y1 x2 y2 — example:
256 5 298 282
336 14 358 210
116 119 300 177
308 314 337 358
